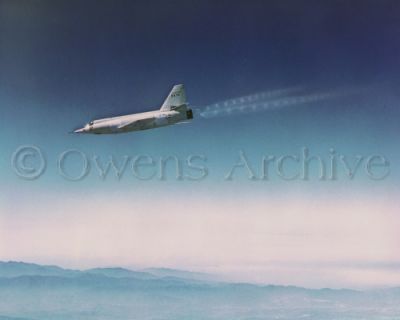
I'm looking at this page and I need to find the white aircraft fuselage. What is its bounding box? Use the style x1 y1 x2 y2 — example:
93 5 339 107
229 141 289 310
73 84 193 134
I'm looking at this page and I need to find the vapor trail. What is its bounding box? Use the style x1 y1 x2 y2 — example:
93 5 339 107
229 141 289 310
200 86 305 113
195 86 360 119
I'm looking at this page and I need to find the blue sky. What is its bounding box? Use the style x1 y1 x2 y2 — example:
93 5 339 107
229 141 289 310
0 0 399 288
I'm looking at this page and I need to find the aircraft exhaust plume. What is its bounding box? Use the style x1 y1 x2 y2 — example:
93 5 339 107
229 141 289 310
195 86 362 119
201 86 306 113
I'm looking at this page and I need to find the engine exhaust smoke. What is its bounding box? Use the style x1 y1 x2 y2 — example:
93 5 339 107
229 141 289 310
194 86 361 119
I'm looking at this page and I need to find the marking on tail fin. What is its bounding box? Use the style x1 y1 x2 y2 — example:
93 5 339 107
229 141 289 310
160 84 186 111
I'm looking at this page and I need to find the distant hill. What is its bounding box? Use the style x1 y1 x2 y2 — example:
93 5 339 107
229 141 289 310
0 261 78 278
84 267 157 280
0 261 212 282
142 267 218 282
0 261 400 320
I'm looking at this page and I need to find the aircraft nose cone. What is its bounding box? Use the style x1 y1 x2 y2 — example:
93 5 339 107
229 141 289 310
74 128 85 133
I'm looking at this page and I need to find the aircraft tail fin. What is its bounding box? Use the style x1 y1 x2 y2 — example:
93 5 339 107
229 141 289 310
160 84 186 111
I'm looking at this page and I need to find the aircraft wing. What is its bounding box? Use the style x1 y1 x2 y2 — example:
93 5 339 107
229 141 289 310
118 118 155 131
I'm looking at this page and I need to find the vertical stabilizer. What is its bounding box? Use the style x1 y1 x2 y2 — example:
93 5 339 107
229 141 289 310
160 84 186 111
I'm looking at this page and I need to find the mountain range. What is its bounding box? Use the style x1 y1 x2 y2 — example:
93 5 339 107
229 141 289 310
0 261 399 320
